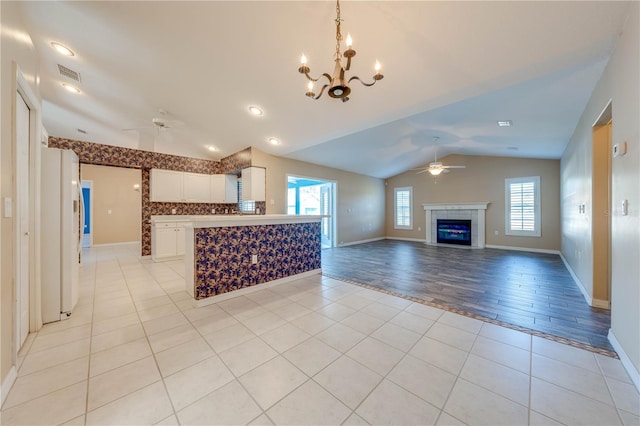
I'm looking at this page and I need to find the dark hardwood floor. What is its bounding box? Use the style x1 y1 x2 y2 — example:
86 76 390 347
321 239 614 353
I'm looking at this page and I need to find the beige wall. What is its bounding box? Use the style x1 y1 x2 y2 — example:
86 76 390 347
81 165 141 245
561 2 639 381
385 154 561 251
1 2 42 391
250 148 386 245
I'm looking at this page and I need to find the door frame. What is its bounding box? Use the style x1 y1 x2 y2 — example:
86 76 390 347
285 174 338 248
81 179 94 247
12 63 43 358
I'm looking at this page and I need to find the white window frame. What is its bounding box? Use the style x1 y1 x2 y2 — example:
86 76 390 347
505 176 541 237
394 186 413 230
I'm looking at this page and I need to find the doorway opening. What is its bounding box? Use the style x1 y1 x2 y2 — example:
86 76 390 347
287 176 336 249
82 181 93 247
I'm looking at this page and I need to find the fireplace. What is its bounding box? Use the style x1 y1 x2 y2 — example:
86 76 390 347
422 202 490 248
437 219 472 246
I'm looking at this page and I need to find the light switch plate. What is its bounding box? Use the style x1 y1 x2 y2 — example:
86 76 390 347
613 141 627 157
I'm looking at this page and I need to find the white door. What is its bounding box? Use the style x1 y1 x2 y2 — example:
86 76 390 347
16 93 30 348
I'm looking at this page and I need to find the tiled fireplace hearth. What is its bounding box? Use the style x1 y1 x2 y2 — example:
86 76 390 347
423 202 490 248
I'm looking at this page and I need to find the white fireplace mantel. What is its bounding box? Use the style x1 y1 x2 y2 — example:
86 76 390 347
423 202 490 248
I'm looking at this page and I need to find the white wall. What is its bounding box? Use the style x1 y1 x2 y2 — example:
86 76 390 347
561 2 639 386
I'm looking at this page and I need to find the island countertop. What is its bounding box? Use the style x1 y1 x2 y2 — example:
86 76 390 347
179 214 323 228
184 214 323 305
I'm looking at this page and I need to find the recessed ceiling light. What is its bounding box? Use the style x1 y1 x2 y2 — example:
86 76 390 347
497 120 512 127
267 137 280 146
62 83 80 94
206 145 217 152
248 106 263 116
51 42 74 57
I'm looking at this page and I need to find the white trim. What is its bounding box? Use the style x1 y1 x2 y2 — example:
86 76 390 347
193 269 322 307
1 366 17 407
559 252 592 306
91 241 141 247
608 329 640 392
486 244 560 255
394 187 413 230
337 237 385 247
505 176 541 237
385 237 426 243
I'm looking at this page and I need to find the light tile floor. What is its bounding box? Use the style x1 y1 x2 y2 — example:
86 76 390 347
2 244 639 425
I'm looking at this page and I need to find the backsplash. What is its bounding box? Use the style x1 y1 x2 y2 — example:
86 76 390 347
48 137 259 256
193 222 321 299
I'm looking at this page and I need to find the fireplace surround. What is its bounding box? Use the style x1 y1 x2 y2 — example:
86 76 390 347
423 202 490 248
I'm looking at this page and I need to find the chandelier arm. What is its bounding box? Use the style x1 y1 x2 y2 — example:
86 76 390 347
313 84 331 100
303 70 333 84
348 76 378 87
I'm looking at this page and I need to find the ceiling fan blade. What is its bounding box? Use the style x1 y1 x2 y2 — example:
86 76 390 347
415 169 430 174
442 165 466 169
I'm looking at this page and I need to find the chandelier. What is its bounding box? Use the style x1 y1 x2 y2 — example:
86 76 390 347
298 0 383 102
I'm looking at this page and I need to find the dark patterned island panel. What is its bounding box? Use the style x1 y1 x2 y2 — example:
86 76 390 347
184 215 322 304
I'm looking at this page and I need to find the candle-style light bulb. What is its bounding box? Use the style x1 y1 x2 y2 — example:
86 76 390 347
301 54 307 65
307 81 314 91
346 34 353 48
375 61 381 73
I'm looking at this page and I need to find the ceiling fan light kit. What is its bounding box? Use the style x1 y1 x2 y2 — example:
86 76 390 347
298 0 383 102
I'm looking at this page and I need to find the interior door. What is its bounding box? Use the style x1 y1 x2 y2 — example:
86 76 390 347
16 92 30 348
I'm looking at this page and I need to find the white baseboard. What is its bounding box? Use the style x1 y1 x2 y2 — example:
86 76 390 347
485 244 560 255
385 237 427 243
193 269 322 307
608 329 640 392
91 241 140 247
559 252 593 306
1 366 17 407
337 237 385 247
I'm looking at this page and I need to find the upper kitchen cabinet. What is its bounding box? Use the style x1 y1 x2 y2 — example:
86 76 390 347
150 169 183 202
183 172 211 202
150 169 210 203
241 167 266 201
210 174 238 203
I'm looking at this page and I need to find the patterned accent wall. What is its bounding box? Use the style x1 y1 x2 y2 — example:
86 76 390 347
193 222 321 299
49 138 258 255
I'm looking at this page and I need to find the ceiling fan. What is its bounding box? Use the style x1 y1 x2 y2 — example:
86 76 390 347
412 146 466 176
122 109 185 151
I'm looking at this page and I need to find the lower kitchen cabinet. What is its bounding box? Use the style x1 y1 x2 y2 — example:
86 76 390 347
152 221 191 261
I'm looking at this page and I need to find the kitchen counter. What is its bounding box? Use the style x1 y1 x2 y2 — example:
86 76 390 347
184 215 323 306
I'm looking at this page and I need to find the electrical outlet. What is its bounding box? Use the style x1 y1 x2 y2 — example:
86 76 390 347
107 209 112 215
251 255 258 264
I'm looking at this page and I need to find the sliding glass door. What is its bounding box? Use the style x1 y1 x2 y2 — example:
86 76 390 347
287 175 336 249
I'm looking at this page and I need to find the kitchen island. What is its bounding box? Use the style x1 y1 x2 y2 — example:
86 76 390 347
182 215 323 306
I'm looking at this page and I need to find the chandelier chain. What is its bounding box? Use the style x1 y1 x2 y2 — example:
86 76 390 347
335 0 342 60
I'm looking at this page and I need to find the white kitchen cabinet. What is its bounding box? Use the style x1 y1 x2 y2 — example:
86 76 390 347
152 221 192 261
241 167 266 201
150 169 211 203
183 172 211 202
210 174 238 203
150 169 183 202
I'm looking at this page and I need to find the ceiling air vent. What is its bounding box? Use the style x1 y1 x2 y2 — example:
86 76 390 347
57 64 82 82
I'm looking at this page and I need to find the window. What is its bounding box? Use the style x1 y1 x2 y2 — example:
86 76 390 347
394 187 413 230
505 176 540 237
237 180 255 213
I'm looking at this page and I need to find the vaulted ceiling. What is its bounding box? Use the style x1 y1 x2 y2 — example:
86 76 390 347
12 1 631 178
